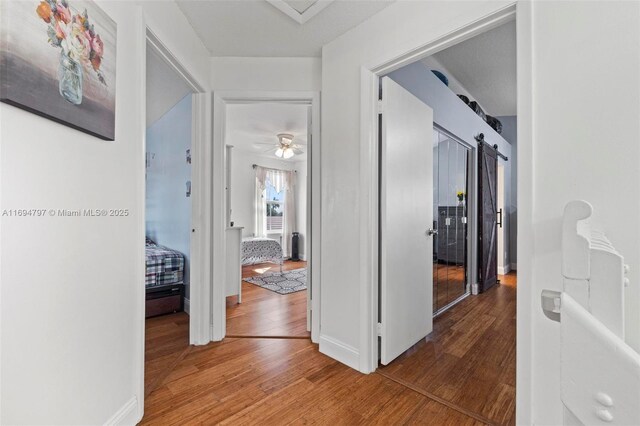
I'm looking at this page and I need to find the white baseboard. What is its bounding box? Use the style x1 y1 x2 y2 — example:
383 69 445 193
511 263 517 271
498 265 511 275
184 297 190 315
104 396 139 426
319 335 359 371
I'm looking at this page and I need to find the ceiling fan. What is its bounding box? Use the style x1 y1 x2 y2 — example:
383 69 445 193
256 133 304 159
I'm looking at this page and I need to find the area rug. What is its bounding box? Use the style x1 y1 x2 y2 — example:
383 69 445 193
244 268 307 295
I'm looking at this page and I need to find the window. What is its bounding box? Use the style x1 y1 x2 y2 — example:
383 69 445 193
265 181 284 232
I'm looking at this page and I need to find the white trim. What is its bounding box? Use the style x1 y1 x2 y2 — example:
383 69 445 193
104 396 138 426
135 9 147 422
212 91 321 344
359 67 379 374
266 0 335 25
498 265 511 275
360 4 518 377
184 297 190 315
190 92 213 345
471 283 479 295
511 262 518 271
515 2 533 423
319 335 359 371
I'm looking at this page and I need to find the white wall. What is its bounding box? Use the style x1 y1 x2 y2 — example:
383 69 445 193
146 94 192 294
388 61 512 286
211 57 321 91
0 1 210 424
497 115 516 268
322 3 640 426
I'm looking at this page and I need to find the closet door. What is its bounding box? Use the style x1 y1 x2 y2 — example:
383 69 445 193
478 141 498 292
379 77 433 365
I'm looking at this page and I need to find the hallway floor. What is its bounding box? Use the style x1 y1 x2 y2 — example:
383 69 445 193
226 260 309 337
142 273 516 425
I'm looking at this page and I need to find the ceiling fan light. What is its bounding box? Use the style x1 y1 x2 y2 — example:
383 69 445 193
277 133 294 146
283 148 294 159
275 148 284 158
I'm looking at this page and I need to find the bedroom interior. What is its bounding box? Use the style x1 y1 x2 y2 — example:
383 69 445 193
225 102 310 338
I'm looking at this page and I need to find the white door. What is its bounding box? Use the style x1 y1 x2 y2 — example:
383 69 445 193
380 77 434 365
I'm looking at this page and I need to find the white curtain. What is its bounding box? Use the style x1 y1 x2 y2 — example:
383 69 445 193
254 166 268 238
257 168 296 257
282 170 296 258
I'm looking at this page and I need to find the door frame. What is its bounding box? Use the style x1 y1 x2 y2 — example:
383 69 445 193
211 91 321 343
138 17 212 419
358 1 525 380
144 28 211 347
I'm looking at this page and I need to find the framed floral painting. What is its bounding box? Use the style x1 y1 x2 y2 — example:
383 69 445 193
0 0 116 140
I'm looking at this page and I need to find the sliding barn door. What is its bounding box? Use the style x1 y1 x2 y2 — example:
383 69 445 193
380 77 433 365
477 141 498 292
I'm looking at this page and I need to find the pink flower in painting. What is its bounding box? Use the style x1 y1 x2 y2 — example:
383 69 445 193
55 4 72 24
91 34 104 58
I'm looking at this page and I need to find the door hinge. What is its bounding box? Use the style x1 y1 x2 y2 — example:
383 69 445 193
377 100 383 114
376 322 383 336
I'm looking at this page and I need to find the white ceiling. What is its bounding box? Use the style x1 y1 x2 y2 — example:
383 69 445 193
225 103 309 162
176 0 394 57
430 20 516 117
146 47 193 127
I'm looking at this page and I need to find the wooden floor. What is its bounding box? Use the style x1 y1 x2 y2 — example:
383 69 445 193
145 311 190 397
143 272 516 425
381 272 517 425
226 261 309 337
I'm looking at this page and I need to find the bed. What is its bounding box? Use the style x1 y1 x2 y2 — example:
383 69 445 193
241 237 284 271
145 237 185 317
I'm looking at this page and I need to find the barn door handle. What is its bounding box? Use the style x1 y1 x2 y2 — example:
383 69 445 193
497 209 503 228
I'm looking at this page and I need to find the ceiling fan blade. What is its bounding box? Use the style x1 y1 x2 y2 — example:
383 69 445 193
292 147 304 155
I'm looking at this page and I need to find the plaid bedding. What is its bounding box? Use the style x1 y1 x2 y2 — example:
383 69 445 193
145 242 185 288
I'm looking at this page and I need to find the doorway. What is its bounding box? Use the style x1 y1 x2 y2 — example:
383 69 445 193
142 30 208 398
212 91 321 343
223 102 310 338
371 14 518 425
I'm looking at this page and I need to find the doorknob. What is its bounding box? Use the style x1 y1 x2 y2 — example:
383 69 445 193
426 228 438 237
